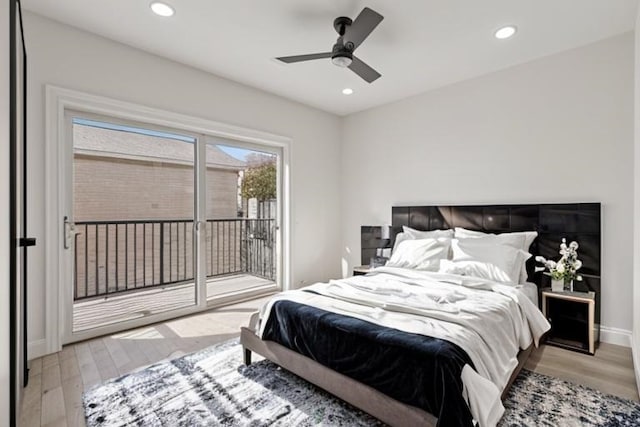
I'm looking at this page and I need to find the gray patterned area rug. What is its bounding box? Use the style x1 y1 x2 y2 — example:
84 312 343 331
83 339 640 426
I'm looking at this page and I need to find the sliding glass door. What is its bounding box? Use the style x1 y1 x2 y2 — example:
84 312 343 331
60 111 282 343
203 138 280 302
63 112 199 341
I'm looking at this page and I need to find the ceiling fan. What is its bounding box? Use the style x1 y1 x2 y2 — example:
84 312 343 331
276 7 384 83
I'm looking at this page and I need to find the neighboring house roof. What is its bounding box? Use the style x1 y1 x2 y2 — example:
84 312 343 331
73 124 246 170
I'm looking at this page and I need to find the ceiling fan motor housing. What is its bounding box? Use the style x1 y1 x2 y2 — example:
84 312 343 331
332 41 352 54
332 16 356 67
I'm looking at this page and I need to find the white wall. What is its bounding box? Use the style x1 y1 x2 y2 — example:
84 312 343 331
2 1 12 424
342 34 634 336
633 7 640 393
24 12 342 355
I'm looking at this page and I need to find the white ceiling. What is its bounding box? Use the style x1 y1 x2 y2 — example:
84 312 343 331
23 0 638 116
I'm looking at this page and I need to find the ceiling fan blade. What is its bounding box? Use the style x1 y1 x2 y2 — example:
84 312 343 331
344 7 383 51
348 56 381 83
276 52 333 63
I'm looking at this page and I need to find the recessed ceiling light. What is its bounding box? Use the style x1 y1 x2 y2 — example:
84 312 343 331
150 2 175 17
495 25 517 40
342 88 353 95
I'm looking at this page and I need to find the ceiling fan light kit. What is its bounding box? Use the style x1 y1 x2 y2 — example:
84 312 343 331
331 52 352 68
276 7 384 83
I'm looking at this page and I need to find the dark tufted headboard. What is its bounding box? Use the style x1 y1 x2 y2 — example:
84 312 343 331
376 203 601 323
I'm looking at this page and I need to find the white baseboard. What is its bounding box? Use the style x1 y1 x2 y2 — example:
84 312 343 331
27 339 47 360
600 325 632 347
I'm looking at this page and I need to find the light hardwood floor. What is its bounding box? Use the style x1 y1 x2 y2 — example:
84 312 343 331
525 340 639 402
73 274 274 332
20 297 638 427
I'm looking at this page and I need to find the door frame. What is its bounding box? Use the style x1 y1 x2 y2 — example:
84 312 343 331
45 85 291 352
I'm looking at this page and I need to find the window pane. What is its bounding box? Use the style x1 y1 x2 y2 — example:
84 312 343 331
205 141 278 299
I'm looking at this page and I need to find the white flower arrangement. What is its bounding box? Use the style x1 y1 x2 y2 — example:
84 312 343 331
535 238 583 282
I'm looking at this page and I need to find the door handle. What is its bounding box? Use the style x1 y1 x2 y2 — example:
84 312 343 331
18 237 36 247
63 216 78 250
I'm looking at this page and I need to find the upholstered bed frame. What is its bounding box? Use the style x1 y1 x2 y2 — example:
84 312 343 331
241 315 533 426
241 203 601 426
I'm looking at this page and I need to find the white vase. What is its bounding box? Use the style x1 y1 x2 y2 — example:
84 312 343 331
551 278 564 292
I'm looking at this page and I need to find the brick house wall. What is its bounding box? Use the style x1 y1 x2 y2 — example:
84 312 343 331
72 122 244 221
73 155 240 221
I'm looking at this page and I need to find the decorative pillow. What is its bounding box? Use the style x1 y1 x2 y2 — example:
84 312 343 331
387 237 452 271
448 238 531 284
454 227 537 282
393 227 454 252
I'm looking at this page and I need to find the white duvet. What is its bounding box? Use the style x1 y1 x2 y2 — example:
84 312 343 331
257 267 550 427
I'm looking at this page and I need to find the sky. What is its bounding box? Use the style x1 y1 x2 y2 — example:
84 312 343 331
217 145 253 161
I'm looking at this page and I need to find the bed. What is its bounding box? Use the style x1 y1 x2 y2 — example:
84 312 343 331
241 203 601 427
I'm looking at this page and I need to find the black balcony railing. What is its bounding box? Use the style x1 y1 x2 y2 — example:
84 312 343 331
73 218 276 301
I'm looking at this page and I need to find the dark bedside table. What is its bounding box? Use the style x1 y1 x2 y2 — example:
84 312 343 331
353 265 373 276
541 288 595 355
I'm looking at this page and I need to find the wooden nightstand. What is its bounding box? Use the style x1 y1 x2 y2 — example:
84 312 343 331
541 289 595 355
353 265 373 276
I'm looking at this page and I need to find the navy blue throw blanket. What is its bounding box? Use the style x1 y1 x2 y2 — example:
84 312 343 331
261 300 476 427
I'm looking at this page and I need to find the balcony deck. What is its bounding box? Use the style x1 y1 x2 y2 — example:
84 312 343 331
73 273 275 332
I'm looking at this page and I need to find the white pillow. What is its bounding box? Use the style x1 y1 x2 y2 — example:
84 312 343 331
387 238 452 271
449 238 531 284
454 227 537 282
454 227 537 251
393 227 454 252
